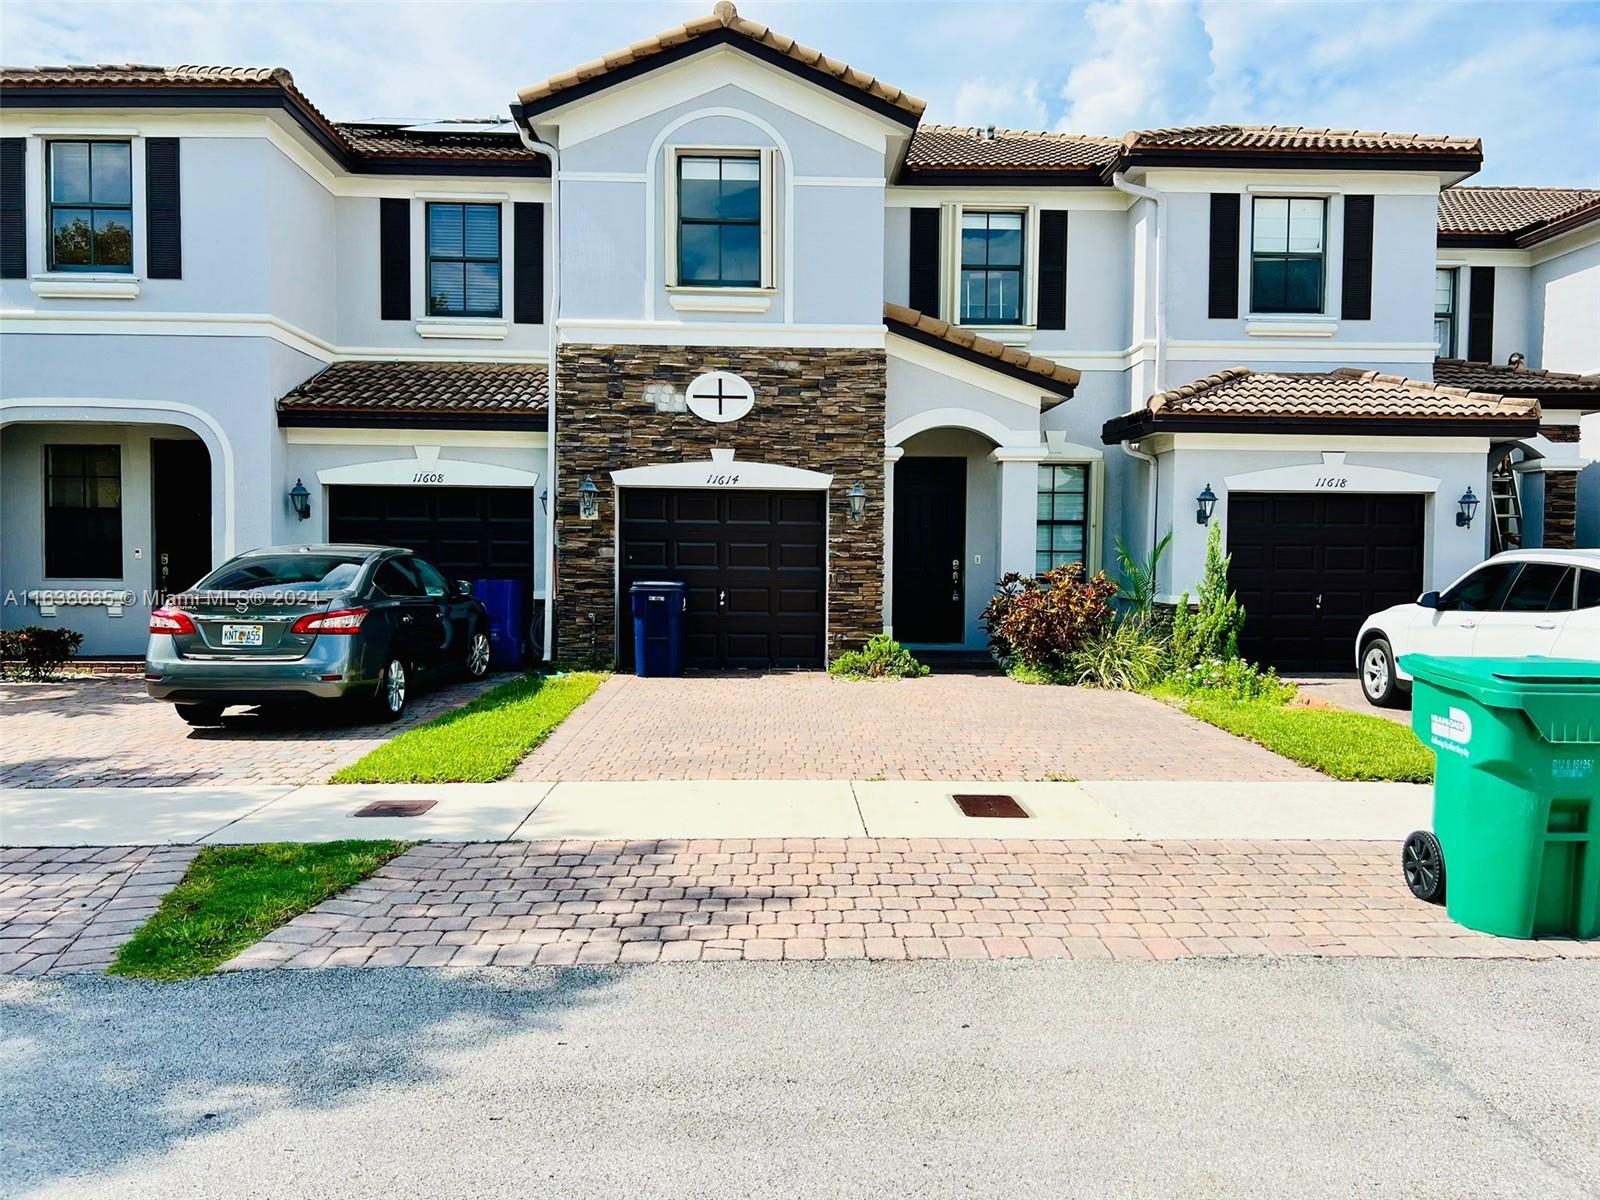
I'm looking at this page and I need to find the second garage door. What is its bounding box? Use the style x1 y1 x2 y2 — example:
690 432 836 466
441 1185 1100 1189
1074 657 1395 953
619 489 825 670
1227 491 1424 672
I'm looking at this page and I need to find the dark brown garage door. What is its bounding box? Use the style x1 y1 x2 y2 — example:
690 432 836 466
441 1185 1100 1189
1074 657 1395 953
1227 492 1424 672
619 489 825 669
328 486 536 598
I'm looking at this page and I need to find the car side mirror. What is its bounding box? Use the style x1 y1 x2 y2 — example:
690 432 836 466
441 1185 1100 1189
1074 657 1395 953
1418 590 1442 610
455 580 474 596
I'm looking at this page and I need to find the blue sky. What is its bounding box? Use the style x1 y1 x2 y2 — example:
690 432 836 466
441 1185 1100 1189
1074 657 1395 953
4 0 1598 185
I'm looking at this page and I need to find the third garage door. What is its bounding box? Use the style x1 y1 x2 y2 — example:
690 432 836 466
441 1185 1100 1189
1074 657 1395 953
619 489 825 669
1227 492 1424 672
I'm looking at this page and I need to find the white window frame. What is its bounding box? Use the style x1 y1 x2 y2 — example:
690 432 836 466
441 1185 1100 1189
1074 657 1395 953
1434 265 1460 358
1243 190 1336 320
663 145 776 292
409 191 511 339
25 129 147 298
943 202 1039 332
1037 437 1104 574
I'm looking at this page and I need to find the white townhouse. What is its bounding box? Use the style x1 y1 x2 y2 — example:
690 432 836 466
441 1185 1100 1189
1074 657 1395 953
2 2 1596 672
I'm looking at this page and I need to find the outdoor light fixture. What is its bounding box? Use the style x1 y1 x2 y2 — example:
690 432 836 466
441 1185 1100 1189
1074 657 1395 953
577 475 600 521
847 481 867 523
1456 486 1480 528
539 487 549 515
289 478 311 522
1195 483 1218 525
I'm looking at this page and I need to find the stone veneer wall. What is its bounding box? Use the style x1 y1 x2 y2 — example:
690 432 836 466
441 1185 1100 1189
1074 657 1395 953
553 344 886 666
1540 423 1580 549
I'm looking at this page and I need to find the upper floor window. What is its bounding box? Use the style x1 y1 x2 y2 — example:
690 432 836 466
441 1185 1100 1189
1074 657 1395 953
1434 267 1458 356
677 155 760 288
426 202 501 317
960 210 1024 324
1250 196 1325 314
45 445 122 578
48 141 133 273
1036 464 1087 573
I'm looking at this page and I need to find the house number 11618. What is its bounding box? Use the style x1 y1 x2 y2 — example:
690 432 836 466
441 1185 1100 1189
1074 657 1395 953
1314 476 1349 488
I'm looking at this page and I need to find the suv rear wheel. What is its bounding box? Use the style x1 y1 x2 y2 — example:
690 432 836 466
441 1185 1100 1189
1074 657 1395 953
176 703 225 727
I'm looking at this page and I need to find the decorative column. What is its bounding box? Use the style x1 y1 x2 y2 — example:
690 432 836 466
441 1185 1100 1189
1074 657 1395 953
991 445 1048 578
883 445 903 632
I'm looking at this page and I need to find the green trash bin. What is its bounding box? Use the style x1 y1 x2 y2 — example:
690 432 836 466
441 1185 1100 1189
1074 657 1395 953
1401 654 1600 940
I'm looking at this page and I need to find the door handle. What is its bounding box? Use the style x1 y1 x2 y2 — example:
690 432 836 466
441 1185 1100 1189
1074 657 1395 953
719 590 727 608
1459 620 1477 629
401 614 414 625
1535 621 1557 630
1315 593 1322 611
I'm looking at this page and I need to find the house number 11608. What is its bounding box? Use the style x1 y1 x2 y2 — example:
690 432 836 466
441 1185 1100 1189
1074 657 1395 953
413 472 445 483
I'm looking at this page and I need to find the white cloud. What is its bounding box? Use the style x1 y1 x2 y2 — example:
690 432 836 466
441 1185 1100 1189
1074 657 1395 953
1057 0 1212 135
950 78 1048 130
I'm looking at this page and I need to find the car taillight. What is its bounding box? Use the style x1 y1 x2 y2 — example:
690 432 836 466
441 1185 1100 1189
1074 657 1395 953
149 607 197 635
291 608 368 635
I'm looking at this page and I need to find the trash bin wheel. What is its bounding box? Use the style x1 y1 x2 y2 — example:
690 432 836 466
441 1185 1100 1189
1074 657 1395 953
1402 830 1446 904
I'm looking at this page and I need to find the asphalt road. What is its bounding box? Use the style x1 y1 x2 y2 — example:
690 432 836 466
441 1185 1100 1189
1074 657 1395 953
3 961 1597 1199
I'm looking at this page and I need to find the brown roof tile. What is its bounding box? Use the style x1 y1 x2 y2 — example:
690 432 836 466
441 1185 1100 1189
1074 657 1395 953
278 361 548 418
1143 367 1539 422
515 2 924 118
334 122 535 162
905 125 1119 172
883 303 1080 398
1433 357 1600 401
1122 125 1479 155
1437 186 1600 241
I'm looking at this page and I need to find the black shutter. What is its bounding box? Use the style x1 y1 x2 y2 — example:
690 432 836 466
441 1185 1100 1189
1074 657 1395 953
1037 210 1068 331
1467 266 1495 361
1207 193 1240 319
908 207 941 316
0 139 24 280
1339 194 1373 321
145 137 182 279
379 197 410 321
513 201 545 325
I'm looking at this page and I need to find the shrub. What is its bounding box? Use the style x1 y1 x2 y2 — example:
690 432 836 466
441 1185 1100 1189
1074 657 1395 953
1067 619 1170 690
1164 656 1293 703
0 626 85 680
829 634 930 679
1114 530 1171 626
980 563 1118 673
1171 523 1245 669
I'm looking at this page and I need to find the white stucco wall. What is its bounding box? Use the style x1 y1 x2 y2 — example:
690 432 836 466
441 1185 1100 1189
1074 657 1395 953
1530 237 1600 373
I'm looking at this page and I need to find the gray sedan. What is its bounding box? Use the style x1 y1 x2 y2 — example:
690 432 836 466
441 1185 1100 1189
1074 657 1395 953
145 544 492 726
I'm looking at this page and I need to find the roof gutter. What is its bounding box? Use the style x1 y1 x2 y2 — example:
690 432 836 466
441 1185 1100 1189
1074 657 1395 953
516 121 560 664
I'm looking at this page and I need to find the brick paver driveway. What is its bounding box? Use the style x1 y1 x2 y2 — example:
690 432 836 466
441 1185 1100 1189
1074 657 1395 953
0 845 198 975
224 838 1596 970
0 674 504 788
516 672 1316 781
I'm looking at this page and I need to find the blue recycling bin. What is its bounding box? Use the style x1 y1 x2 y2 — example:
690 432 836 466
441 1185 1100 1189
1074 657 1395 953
471 578 528 669
630 581 687 677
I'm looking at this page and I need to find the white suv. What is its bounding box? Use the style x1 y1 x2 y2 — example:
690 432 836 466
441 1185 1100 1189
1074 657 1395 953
1355 549 1600 707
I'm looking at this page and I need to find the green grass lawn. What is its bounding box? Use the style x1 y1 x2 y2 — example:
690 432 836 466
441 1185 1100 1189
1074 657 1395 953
1154 688 1435 783
330 671 605 784
109 841 407 981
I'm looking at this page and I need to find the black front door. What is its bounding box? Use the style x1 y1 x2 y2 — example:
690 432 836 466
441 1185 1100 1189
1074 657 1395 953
1228 491 1425 672
151 439 212 600
618 488 825 669
893 456 966 643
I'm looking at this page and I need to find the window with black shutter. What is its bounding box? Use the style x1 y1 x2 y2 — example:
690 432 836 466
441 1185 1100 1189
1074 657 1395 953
1037 210 1068 330
907 207 941 316
1468 266 1495 361
513 201 544 324
1340 194 1373 320
379 197 410 321
47 140 133 272
145 137 181 279
0 139 25 279
427 202 501 317
1207 193 1240 319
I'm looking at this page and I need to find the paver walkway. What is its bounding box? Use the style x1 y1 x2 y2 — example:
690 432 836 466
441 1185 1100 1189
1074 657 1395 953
0 845 198 975
515 673 1318 781
221 839 1594 970
0 675 505 788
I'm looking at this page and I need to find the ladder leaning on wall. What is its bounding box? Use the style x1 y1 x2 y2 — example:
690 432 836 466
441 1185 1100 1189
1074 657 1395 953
1489 461 1523 553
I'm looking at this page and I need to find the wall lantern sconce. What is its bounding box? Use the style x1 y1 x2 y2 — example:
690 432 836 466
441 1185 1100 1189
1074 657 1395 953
1195 483 1218 525
289 478 312 522
1456 486 1480 528
577 476 600 521
539 487 549 516
847 481 867 523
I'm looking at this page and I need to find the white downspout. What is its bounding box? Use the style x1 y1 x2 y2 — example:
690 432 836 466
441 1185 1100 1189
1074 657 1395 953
518 125 560 663
1111 171 1167 560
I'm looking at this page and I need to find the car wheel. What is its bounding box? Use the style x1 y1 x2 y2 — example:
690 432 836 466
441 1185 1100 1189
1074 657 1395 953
1360 638 1402 708
176 703 225 727
1402 830 1446 904
465 630 492 680
372 657 409 722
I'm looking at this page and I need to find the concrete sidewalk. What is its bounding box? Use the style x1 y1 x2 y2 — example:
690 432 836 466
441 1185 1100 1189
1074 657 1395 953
0 778 1432 846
